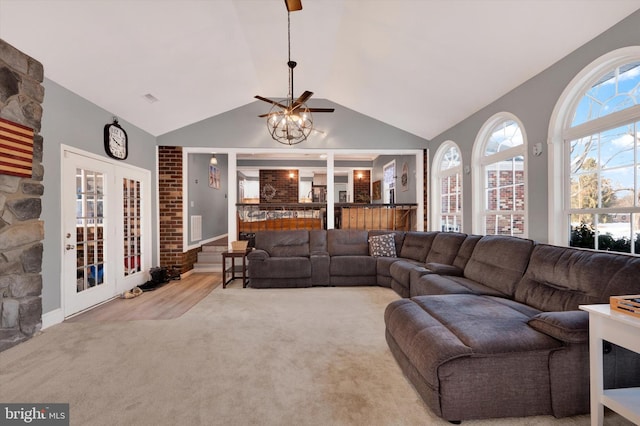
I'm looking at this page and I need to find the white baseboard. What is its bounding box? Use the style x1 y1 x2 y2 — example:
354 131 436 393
42 308 64 329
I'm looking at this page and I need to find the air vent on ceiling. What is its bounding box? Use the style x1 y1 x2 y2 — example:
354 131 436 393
142 93 159 103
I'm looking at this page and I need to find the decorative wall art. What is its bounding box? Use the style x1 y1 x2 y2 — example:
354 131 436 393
0 117 34 178
401 162 409 192
209 165 221 189
372 180 382 201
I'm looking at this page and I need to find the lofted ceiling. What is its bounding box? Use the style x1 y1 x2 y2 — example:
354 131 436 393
1 0 639 140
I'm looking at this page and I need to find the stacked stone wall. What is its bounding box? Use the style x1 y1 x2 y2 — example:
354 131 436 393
0 39 45 351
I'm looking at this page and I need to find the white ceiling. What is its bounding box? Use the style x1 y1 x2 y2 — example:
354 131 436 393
1 0 639 139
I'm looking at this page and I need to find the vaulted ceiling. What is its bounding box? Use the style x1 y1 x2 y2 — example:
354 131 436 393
1 0 639 139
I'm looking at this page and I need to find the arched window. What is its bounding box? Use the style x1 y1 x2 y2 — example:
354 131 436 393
551 49 640 253
473 113 527 237
432 142 462 232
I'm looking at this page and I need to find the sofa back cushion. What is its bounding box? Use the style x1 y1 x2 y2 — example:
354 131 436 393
515 244 640 311
309 230 328 253
399 232 438 262
254 230 310 257
452 235 482 270
463 235 535 296
369 230 405 255
425 232 467 265
328 229 369 256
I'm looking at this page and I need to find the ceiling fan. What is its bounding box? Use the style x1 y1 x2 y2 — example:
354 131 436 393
254 0 334 145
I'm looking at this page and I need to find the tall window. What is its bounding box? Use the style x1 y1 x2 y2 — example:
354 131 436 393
564 60 640 253
473 114 527 236
433 142 462 232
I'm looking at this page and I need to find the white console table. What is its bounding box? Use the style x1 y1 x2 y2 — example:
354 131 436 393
580 304 640 426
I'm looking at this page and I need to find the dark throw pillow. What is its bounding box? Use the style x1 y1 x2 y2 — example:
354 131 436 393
369 233 397 257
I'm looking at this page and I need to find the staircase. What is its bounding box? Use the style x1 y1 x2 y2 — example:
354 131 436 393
192 238 227 273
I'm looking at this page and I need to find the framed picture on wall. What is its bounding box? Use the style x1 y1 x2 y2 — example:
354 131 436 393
209 165 221 189
372 180 381 201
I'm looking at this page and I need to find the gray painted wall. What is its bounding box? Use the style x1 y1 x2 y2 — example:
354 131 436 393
41 79 157 314
372 155 417 204
428 9 640 243
187 153 228 244
157 99 428 149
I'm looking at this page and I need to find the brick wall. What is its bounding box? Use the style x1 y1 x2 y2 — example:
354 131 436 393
158 146 184 270
0 39 45 351
353 170 370 203
259 170 299 203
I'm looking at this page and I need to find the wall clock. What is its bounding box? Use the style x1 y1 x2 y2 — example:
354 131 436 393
104 118 128 160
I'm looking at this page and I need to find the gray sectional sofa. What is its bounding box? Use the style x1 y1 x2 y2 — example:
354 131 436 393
245 229 640 422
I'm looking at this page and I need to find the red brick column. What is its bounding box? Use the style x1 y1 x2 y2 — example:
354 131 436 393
353 170 371 203
158 146 184 270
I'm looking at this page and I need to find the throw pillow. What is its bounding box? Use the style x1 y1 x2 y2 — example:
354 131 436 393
369 234 397 257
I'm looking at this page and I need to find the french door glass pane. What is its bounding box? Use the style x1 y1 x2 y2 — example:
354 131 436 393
76 168 105 293
124 178 142 276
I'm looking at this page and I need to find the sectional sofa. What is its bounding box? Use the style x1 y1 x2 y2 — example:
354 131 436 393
245 229 640 422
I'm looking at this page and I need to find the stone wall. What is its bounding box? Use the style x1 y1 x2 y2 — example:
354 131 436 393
0 39 45 352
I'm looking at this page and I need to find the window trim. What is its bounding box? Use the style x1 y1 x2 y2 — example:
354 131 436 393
472 112 528 236
431 141 463 232
548 46 640 246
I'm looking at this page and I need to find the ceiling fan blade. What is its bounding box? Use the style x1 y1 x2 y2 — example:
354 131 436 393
284 0 302 12
308 108 335 113
291 90 313 110
255 95 288 110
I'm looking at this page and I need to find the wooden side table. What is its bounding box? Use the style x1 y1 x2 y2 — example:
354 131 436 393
221 250 250 288
580 304 640 426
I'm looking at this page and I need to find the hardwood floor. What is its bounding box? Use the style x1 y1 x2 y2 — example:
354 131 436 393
67 273 222 322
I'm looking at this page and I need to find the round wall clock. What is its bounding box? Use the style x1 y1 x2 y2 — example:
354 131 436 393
104 118 128 160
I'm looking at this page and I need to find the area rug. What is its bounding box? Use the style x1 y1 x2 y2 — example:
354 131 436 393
0 285 631 425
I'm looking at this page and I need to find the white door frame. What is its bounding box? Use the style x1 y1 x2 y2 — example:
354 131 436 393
61 145 151 317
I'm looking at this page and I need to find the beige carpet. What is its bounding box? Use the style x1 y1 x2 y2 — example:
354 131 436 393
0 283 632 426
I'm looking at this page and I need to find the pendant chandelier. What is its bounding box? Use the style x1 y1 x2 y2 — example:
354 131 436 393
254 0 334 145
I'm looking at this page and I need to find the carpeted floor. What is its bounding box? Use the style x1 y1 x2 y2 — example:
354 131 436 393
0 283 633 426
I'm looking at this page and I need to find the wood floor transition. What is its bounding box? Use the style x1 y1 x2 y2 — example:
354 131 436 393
67 273 222 322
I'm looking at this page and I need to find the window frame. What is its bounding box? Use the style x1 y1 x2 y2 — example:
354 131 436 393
431 141 463 232
472 112 528 237
548 46 640 248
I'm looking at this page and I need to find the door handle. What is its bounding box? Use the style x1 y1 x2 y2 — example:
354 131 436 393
65 244 75 250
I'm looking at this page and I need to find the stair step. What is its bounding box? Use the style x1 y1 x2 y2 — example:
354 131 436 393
192 264 222 273
197 252 223 264
202 244 228 253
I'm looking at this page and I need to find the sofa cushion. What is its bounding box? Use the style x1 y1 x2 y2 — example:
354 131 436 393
463 235 535 297
528 311 589 343
411 273 507 298
515 244 640 311
369 233 397 257
424 232 467 264
327 229 369 256
330 255 377 277
249 257 311 279
399 232 437 262
452 235 483 270
254 230 310 257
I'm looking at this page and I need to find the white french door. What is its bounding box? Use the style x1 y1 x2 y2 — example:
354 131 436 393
62 149 151 317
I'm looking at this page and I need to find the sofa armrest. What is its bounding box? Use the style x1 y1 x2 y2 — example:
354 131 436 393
527 311 589 343
247 249 270 261
424 262 464 276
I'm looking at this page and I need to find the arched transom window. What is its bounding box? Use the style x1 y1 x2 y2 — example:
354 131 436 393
474 115 527 237
565 60 640 253
432 142 462 232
